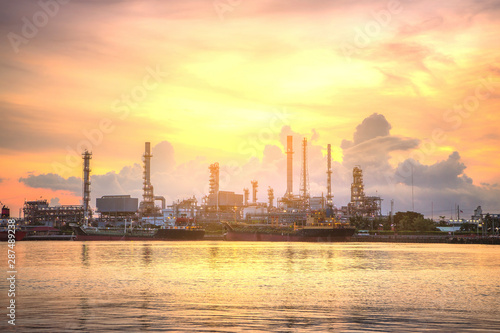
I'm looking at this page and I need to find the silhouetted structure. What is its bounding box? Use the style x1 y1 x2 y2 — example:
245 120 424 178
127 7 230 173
347 166 382 217
82 150 92 225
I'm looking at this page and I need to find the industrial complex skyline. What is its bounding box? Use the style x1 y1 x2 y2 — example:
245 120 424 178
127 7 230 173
1 0 500 218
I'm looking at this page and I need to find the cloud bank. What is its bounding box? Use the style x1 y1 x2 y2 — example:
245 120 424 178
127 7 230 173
18 113 500 218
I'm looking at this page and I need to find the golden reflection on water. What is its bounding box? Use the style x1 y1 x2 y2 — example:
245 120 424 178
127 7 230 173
1 241 499 331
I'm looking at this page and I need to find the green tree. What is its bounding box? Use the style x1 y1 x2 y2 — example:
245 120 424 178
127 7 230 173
392 211 437 231
399 216 413 231
437 216 448 226
349 216 371 230
394 211 424 231
413 217 438 232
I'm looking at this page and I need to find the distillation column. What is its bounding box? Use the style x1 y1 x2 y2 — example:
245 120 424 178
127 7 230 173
243 188 249 206
251 180 258 204
351 166 365 210
141 142 155 215
268 187 274 208
82 150 92 226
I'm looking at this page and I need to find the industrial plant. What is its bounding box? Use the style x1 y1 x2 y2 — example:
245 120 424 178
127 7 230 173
190 135 383 227
17 136 387 228
7 135 498 242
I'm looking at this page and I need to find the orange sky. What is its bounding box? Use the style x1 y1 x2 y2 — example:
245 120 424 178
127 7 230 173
1 0 499 217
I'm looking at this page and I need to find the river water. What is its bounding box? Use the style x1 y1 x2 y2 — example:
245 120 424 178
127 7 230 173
1 241 499 332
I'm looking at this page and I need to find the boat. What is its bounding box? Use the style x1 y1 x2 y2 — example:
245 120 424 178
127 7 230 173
0 229 27 241
70 223 205 241
24 226 74 241
223 216 355 242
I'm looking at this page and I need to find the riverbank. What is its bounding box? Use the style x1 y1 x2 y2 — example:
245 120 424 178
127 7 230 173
351 234 500 244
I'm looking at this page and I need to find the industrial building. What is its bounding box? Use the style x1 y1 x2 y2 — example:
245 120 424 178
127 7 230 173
23 199 84 227
96 195 138 225
207 191 243 208
17 136 387 228
310 196 326 211
347 166 382 217
139 142 166 218
21 151 92 227
195 134 377 226
278 136 310 212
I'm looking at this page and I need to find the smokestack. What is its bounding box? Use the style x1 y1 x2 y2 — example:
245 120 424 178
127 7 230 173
300 137 309 199
326 144 332 206
209 163 220 208
286 135 293 196
144 142 152 187
82 150 92 226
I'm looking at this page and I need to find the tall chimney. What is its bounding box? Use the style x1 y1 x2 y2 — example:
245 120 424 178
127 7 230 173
326 144 332 206
82 150 92 226
286 135 293 196
300 137 308 199
209 163 220 208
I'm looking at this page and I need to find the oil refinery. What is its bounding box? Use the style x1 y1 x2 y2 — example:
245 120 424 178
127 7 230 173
18 137 384 228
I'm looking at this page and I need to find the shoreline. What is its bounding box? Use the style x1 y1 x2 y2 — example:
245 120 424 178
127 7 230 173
350 234 500 244
12 234 500 244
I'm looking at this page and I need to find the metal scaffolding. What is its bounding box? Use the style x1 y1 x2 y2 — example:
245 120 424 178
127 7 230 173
140 142 155 216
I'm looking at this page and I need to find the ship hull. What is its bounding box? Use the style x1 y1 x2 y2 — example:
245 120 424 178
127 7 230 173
71 226 205 241
74 234 158 241
0 230 27 241
225 228 355 242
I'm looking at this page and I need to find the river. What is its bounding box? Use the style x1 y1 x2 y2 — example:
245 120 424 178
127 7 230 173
1 241 499 332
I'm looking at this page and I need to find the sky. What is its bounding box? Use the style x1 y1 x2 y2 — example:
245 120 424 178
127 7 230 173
1 0 499 219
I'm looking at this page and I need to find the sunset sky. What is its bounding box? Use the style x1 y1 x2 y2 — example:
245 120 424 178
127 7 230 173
1 0 499 218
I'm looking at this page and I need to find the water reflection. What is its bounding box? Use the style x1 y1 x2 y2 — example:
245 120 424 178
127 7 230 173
142 244 152 267
81 244 89 267
138 291 151 331
208 244 220 270
285 244 295 274
77 296 91 330
5 241 500 332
